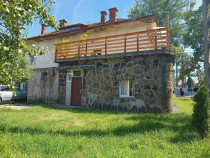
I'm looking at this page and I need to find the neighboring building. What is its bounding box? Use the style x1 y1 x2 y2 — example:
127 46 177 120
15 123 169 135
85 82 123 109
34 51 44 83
203 0 210 94
26 8 174 113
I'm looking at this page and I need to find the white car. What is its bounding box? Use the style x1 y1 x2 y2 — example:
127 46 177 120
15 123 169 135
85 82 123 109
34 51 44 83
0 85 27 103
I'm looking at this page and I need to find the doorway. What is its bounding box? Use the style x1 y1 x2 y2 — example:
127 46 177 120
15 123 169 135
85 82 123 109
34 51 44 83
71 77 82 106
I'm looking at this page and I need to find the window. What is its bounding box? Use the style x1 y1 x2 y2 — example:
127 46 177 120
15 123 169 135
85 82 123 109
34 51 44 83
41 72 47 81
119 80 134 97
73 70 81 77
0 86 9 91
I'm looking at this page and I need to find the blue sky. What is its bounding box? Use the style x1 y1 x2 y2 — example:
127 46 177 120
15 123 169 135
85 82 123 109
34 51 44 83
27 0 202 38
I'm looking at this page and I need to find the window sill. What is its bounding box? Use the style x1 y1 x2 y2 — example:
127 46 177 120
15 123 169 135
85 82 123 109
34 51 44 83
119 96 135 98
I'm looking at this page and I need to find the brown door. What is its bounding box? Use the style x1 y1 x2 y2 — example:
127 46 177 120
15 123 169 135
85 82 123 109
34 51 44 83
71 77 82 106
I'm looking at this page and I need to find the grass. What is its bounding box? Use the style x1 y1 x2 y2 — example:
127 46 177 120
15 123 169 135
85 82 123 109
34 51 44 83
0 96 209 158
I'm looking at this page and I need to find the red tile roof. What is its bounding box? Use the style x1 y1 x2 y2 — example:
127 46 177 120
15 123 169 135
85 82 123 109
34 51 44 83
27 15 157 40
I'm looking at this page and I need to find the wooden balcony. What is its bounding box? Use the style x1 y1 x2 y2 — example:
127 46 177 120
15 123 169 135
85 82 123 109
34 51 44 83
55 27 170 62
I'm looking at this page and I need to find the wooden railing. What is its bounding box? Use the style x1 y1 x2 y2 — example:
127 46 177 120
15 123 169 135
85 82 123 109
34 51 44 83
55 27 170 60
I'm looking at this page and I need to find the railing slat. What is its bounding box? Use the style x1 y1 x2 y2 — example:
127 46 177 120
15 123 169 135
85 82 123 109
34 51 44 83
55 27 171 60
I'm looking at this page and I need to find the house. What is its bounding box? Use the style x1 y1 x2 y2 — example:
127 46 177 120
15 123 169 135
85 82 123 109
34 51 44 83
26 8 173 113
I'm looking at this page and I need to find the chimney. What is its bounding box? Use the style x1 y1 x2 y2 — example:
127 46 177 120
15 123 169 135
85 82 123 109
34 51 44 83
100 11 107 23
109 7 118 22
41 24 46 35
59 19 67 28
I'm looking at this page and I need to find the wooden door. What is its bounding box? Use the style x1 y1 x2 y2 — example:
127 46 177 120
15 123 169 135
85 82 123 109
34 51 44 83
71 77 82 106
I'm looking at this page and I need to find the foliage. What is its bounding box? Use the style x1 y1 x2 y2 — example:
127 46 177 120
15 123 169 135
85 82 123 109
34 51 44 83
80 33 88 40
0 96 209 157
182 5 203 67
186 76 194 88
192 86 209 139
0 0 57 90
172 45 194 83
59 39 70 43
128 0 189 47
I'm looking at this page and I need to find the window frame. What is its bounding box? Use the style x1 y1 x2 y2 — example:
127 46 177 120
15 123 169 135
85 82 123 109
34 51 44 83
119 80 134 98
41 72 48 81
73 70 82 77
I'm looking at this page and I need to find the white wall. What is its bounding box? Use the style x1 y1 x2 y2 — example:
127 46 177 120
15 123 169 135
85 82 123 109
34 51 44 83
26 39 59 69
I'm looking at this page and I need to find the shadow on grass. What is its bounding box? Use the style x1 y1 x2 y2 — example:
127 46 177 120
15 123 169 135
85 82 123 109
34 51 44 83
26 102 121 114
0 112 197 144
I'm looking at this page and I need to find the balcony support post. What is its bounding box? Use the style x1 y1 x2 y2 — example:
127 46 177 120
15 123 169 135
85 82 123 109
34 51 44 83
78 41 81 60
124 35 126 56
85 42 88 59
137 33 139 55
105 37 107 58
167 14 171 53
155 35 157 53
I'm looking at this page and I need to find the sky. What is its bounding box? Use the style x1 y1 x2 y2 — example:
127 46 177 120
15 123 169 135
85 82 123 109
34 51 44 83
27 0 134 37
27 0 202 38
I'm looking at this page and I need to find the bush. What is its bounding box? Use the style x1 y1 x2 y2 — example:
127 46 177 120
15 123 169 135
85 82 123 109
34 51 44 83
192 86 209 139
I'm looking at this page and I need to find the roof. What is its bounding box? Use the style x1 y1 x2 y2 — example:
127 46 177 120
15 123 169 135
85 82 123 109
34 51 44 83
27 15 157 41
59 23 88 30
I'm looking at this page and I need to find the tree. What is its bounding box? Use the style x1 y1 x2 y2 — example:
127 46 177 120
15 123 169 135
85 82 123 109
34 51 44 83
128 0 190 47
186 76 194 88
172 46 194 86
182 5 203 72
0 0 57 90
192 85 209 139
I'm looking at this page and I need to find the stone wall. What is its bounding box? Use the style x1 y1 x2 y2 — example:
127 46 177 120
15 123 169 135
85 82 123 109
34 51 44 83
28 53 174 113
63 53 174 113
58 71 66 104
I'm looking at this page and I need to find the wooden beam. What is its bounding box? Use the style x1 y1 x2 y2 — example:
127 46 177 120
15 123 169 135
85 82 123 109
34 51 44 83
124 35 126 55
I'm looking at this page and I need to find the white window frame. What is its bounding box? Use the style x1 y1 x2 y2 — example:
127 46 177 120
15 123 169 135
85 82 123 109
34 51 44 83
119 80 134 98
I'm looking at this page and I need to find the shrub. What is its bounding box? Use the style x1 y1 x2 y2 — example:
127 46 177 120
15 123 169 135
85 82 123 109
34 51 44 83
192 85 209 139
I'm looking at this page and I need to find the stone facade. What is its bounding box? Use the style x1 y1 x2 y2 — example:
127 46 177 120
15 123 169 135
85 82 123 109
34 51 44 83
58 71 66 104
61 53 174 113
28 52 174 113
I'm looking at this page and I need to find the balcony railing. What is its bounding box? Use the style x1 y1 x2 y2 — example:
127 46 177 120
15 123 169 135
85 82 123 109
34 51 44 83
55 27 170 60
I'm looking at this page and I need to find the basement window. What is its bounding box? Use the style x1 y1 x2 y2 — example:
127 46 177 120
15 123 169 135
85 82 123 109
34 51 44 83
41 72 48 81
119 80 134 97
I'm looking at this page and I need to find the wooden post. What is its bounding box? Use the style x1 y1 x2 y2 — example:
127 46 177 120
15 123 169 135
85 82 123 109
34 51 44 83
78 41 80 60
55 45 57 61
105 37 107 58
85 42 87 58
124 35 126 55
155 36 157 52
137 33 139 55
167 14 171 53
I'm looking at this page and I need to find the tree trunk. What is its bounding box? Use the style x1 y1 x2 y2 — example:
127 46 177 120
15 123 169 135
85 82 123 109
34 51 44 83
202 0 210 96
176 63 178 87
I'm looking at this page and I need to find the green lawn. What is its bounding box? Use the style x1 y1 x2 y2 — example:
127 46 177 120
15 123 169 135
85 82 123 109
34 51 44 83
0 96 209 158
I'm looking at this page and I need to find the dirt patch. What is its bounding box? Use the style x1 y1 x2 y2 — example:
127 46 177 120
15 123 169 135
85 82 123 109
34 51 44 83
0 105 34 110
